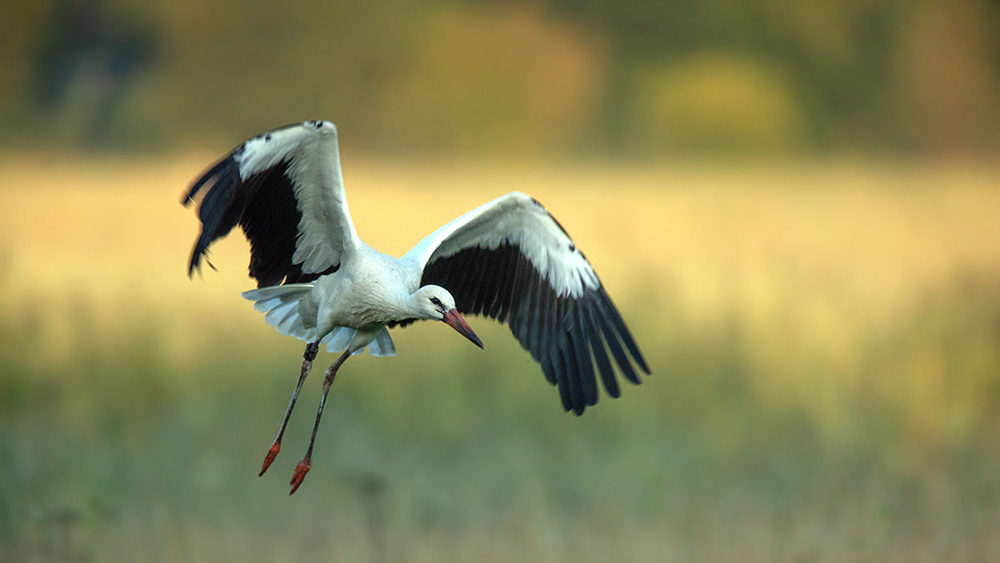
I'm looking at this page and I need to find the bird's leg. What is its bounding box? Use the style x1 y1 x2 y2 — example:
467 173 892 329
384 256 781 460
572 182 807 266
290 349 350 495
260 342 320 477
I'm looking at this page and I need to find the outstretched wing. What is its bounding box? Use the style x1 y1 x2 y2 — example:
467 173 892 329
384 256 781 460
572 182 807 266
403 192 650 415
182 120 359 287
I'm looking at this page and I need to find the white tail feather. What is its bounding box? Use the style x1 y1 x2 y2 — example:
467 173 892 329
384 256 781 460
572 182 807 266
367 327 396 357
242 284 318 341
321 327 356 353
244 283 314 302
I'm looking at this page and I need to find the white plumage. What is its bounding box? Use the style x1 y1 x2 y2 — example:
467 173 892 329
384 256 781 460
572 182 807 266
183 120 649 494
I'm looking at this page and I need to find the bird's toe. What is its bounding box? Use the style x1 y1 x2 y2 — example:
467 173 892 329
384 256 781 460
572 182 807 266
259 441 281 477
289 459 311 495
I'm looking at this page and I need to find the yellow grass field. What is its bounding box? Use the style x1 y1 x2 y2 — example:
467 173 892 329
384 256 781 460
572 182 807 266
1 154 999 562
4 155 998 351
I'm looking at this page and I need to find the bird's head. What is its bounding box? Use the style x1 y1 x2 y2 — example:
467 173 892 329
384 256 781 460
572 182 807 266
414 286 484 349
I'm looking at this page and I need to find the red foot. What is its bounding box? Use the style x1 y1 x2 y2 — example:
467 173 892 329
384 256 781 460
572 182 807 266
289 459 311 495
259 442 281 477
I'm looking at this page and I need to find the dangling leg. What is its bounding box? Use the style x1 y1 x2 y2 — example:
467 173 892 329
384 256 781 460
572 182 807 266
289 349 351 495
260 342 320 477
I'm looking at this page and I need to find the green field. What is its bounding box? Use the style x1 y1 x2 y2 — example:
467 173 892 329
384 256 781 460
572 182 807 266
1 155 999 562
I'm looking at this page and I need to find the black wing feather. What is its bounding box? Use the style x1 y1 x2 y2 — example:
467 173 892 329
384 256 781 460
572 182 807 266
593 297 641 386
184 154 243 274
585 303 619 398
599 286 650 373
183 152 337 288
571 307 599 408
549 351 572 412
522 264 544 360
420 241 649 415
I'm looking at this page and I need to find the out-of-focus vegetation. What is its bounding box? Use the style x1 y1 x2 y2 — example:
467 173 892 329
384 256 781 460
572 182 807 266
0 156 998 561
3 0 1000 155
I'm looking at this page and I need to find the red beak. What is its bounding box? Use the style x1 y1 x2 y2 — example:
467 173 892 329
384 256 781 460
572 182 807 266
443 309 484 349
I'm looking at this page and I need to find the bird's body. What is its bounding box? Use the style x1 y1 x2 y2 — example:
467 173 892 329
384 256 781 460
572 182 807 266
300 246 421 349
184 120 649 494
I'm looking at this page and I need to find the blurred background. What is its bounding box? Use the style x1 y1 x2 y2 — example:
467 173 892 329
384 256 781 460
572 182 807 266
2 0 1000 561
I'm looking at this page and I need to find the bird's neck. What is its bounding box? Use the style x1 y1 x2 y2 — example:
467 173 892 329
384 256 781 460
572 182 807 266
399 291 428 321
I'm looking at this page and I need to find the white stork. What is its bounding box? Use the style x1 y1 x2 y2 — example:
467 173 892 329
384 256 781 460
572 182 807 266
183 120 649 494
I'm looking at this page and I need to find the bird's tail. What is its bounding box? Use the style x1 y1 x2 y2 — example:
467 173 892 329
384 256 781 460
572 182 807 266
241 284 317 341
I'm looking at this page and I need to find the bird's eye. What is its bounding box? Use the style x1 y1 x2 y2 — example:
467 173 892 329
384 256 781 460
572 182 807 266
430 297 442 306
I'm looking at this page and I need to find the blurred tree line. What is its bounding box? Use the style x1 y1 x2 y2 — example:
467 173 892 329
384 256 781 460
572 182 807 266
2 0 999 156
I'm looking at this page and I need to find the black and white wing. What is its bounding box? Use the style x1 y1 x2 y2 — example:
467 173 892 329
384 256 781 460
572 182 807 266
182 120 360 287
403 192 650 415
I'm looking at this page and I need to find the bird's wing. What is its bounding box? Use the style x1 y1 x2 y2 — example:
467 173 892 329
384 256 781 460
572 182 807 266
403 191 650 415
182 120 360 287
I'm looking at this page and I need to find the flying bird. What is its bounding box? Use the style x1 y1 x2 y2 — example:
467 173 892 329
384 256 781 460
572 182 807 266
183 120 649 494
